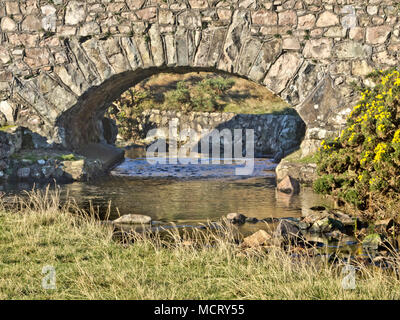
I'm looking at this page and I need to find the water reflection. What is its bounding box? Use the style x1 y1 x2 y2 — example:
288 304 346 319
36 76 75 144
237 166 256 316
1 148 332 224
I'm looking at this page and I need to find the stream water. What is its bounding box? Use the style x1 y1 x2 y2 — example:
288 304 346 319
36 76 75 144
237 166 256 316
63 147 331 222
1 146 364 255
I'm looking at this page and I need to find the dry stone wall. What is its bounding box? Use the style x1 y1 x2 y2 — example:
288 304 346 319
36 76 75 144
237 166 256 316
132 109 306 158
0 0 398 156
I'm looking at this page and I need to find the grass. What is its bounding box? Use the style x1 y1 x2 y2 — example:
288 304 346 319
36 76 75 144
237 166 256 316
1 188 400 300
10 151 81 162
283 150 319 164
125 71 290 115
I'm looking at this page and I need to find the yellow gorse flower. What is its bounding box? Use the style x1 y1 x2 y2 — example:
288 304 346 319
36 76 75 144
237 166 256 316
373 143 387 163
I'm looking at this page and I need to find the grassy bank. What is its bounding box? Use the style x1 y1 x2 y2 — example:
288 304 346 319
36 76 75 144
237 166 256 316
1 189 400 300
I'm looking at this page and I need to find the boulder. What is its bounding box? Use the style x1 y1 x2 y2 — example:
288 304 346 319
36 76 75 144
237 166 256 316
274 219 301 241
277 175 300 195
241 230 272 248
226 213 247 224
309 216 343 233
362 233 382 250
113 214 152 224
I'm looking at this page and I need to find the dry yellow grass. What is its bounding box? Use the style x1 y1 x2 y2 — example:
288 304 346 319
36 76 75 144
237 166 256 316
1 187 400 300
133 72 290 114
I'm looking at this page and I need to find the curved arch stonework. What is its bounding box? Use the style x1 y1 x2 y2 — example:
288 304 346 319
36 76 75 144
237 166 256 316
0 0 399 154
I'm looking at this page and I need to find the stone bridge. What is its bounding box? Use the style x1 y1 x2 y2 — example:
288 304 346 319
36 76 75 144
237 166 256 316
0 0 398 155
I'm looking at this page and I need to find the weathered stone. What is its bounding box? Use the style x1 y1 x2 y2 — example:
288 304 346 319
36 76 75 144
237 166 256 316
241 230 272 248
264 52 302 93
251 10 277 25
278 10 297 26
282 37 300 50
0 48 11 64
82 39 114 80
24 48 50 69
188 0 208 9
366 26 391 44
1 17 17 32
6 2 20 15
237 38 263 75
159 10 174 24
0 101 14 124
297 76 341 127
324 26 346 38
303 38 332 59
21 15 42 32
219 11 251 72
277 175 300 195
126 0 145 10
79 22 101 37
316 11 339 27
63 159 87 180
41 5 57 32
136 7 157 21
217 8 232 21
65 1 86 25
372 51 397 66
352 60 374 76
149 24 165 67
334 41 371 59
349 27 365 41
113 214 152 224
248 39 281 82
298 14 315 29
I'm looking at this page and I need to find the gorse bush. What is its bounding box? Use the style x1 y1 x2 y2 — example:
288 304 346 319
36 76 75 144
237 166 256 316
314 69 400 211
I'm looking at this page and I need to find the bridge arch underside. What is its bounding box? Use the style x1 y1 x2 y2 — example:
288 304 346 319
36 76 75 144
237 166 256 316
56 65 308 151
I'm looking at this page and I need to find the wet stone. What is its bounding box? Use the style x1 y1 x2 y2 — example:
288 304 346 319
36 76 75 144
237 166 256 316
113 214 152 224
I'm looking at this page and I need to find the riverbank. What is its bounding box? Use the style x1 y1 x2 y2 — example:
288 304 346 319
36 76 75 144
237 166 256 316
1 189 400 300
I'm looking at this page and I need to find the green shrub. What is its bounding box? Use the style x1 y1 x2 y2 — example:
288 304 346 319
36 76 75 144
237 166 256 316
314 69 400 211
106 76 235 141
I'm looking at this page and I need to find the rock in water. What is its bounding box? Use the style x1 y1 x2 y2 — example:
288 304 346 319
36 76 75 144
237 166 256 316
277 175 300 195
274 219 301 241
362 233 382 250
113 214 152 224
226 213 247 224
241 230 272 248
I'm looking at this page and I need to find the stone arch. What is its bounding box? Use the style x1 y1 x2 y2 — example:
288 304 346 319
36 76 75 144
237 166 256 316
0 1 397 155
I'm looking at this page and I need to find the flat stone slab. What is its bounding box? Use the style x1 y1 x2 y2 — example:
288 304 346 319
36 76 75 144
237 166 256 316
113 214 152 224
77 143 125 171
